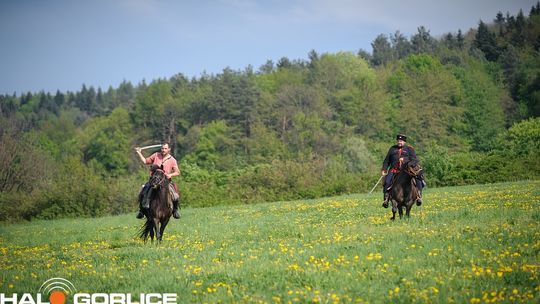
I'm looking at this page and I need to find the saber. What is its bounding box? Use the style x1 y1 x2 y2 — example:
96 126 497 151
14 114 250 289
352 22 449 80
369 175 384 194
139 144 162 151
369 166 390 194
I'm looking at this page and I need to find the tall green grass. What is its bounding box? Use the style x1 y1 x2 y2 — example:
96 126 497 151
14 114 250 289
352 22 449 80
1 181 539 303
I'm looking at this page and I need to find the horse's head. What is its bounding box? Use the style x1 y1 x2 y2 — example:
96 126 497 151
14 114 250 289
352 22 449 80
405 159 422 177
149 168 168 190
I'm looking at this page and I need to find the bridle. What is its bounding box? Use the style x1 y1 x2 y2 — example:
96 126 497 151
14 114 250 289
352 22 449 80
150 169 168 189
405 162 422 177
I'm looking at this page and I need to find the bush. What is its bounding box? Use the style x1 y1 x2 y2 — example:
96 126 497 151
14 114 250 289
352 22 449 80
0 192 39 221
21 157 137 220
421 143 456 186
175 157 376 208
497 117 540 157
431 151 539 186
35 158 109 219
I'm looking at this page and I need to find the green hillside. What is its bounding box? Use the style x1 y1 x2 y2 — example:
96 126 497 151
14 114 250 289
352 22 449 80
1 181 539 303
2 5 540 220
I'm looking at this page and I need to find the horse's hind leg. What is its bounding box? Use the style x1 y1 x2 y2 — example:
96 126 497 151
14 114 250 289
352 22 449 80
391 200 397 220
406 204 412 218
398 206 404 219
149 227 155 242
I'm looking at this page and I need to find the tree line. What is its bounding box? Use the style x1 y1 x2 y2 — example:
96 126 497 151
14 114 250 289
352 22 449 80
1 4 539 220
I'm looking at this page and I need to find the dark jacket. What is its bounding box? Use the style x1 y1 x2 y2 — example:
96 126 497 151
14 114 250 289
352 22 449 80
382 144 417 172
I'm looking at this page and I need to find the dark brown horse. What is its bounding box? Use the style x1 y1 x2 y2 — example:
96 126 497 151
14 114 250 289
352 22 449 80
388 159 423 220
139 168 173 242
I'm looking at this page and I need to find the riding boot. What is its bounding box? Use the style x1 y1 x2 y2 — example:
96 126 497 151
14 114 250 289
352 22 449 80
136 188 145 219
416 190 423 206
172 200 180 219
416 176 424 206
382 192 389 208
142 189 152 209
136 194 151 219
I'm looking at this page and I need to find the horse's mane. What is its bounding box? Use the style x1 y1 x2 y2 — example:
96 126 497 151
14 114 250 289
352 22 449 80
406 158 419 168
150 164 160 173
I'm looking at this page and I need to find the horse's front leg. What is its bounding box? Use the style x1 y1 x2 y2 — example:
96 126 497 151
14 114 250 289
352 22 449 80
158 218 170 242
153 218 161 242
155 224 161 242
406 203 412 218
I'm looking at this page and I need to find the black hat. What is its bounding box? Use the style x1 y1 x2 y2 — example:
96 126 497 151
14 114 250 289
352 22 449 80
396 134 407 141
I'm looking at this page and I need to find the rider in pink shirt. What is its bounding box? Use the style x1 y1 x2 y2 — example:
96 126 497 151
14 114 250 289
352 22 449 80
145 151 179 178
135 143 181 219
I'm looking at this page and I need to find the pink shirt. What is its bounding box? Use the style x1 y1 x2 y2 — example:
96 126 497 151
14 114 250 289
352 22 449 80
145 152 179 176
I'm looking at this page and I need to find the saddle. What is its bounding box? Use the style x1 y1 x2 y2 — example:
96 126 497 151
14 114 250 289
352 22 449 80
140 183 178 210
168 184 179 206
386 173 399 192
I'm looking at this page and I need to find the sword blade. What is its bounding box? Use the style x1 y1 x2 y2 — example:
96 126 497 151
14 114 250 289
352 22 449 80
139 144 162 150
369 175 384 194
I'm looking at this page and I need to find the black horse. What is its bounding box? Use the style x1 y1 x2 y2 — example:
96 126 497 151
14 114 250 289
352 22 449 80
387 159 423 220
139 168 173 242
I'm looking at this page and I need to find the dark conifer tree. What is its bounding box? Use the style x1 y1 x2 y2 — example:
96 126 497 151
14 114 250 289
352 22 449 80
456 29 465 49
391 31 412 59
371 34 393 65
495 11 505 36
276 57 292 69
473 20 500 61
411 26 437 54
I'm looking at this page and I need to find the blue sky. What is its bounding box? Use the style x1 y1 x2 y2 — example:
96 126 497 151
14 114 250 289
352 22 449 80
0 0 536 94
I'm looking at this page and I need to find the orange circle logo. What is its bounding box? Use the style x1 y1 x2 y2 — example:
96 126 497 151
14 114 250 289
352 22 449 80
49 290 66 304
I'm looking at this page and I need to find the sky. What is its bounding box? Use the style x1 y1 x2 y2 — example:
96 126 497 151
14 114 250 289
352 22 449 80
0 0 537 94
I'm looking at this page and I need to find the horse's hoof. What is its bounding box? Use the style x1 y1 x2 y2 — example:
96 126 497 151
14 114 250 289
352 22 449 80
382 202 389 208
136 211 144 219
173 210 181 219
416 200 422 206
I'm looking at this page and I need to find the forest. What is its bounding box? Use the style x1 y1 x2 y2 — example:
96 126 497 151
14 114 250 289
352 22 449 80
1 4 539 220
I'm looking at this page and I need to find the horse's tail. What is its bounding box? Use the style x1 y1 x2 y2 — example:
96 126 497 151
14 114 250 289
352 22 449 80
138 216 154 242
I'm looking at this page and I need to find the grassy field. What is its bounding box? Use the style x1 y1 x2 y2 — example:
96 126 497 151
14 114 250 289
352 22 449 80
1 181 539 303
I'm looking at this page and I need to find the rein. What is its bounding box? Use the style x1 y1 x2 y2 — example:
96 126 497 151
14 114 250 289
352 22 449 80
406 167 418 177
405 162 422 178
151 170 168 188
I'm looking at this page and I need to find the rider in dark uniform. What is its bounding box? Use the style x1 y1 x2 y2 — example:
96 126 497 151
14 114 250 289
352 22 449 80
381 134 425 208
